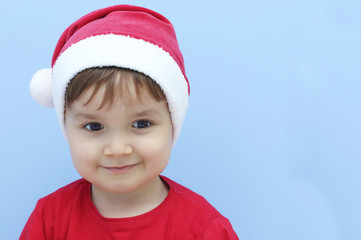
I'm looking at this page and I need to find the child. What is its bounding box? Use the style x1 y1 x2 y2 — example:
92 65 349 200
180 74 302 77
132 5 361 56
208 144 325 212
21 5 239 239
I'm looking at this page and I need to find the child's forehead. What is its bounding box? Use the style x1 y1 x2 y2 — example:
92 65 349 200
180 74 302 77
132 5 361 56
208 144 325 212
76 83 166 111
68 87 170 122
65 67 168 112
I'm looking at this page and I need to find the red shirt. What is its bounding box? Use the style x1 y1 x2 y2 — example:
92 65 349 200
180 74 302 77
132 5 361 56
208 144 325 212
20 176 239 239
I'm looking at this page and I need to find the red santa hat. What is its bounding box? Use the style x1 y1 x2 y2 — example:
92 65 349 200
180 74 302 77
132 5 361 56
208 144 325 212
30 5 189 144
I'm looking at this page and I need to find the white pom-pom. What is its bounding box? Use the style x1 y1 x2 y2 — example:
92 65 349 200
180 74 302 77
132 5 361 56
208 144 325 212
30 68 54 108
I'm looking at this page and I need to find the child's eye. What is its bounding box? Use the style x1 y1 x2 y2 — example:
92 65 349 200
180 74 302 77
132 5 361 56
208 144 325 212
84 122 104 132
132 120 152 129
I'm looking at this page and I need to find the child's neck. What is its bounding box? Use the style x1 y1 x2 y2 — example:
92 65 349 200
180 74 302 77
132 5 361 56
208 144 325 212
91 176 169 218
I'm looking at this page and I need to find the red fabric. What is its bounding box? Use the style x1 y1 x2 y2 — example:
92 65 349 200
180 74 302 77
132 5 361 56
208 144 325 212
51 4 190 94
20 176 239 240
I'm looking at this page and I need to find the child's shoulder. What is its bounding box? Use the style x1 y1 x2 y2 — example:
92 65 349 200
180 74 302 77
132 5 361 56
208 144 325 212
161 176 238 237
40 178 89 204
162 176 222 218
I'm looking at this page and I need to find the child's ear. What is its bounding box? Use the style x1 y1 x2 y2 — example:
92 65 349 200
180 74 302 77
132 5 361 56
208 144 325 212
30 68 54 108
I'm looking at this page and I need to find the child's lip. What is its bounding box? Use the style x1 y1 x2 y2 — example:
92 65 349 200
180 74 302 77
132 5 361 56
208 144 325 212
104 164 138 174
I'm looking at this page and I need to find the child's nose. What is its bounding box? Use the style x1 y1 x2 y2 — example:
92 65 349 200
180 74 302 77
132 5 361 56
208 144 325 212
104 135 133 157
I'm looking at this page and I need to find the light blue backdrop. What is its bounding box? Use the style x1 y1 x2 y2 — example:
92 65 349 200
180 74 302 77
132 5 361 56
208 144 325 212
1 0 360 239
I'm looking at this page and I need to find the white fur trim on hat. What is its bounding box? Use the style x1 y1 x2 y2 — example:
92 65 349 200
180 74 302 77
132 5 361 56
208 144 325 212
30 68 53 108
52 34 188 144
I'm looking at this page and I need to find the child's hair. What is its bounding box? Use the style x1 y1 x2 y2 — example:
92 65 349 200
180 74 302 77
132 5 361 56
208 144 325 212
65 67 166 111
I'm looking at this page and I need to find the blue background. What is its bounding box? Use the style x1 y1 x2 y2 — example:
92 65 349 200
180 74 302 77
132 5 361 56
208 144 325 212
1 0 360 239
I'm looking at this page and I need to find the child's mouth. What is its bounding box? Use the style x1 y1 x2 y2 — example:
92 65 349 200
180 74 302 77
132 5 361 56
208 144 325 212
104 164 138 174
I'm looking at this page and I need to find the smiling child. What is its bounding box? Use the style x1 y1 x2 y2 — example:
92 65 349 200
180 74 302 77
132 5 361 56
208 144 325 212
20 5 238 239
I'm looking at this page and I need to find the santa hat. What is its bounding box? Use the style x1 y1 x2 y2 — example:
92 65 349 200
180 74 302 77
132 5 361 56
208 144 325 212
30 5 189 144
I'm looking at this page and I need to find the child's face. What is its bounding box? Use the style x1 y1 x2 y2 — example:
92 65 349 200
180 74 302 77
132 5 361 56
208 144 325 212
64 84 173 195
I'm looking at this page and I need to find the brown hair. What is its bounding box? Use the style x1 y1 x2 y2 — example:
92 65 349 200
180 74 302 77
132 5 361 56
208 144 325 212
65 67 166 111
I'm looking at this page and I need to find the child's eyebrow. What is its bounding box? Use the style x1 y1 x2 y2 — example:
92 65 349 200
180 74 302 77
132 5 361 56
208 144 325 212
71 112 102 120
134 109 161 117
